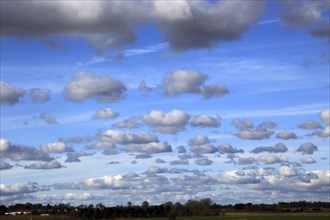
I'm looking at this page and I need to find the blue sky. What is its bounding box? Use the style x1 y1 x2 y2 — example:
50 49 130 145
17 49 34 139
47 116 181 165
0 0 329 206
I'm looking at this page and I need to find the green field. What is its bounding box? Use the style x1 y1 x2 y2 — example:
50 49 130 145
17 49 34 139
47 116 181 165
1 215 330 220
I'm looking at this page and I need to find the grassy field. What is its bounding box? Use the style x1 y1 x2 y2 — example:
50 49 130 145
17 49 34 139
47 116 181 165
1 214 330 220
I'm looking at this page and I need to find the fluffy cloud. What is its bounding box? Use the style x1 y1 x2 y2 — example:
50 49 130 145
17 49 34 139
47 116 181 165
195 158 213 166
236 129 274 140
188 135 211 146
99 130 158 145
161 70 228 99
238 157 256 165
312 126 330 138
0 182 39 196
92 108 119 120
0 81 25 105
219 144 244 154
276 131 297 140
191 144 218 154
298 120 322 129
154 1 265 51
127 142 172 154
191 114 220 128
297 142 318 154
250 143 288 154
40 142 73 153
65 152 94 163
24 160 63 170
217 170 260 184
257 155 288 164
278 165 297 177
281 1 330 41
64 72 126 102
112 117 140 129
142 109 190 134
28 88 50 103
257 121 277 129
300 157 317 164
1 1 265 51
1 138 53 162
232 118 254 130
320 109 330 125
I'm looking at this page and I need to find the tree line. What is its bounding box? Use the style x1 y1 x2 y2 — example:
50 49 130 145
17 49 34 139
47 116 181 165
1 199 329 219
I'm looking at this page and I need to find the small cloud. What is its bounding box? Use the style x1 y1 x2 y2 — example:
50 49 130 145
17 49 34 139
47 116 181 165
219 144 244 154
257 155 288 164
276 131 297 140
0 81 25 105
232 118 254 130
191 114 220 128
92 108 119 120
298 120 323 129
39 112 58 124
195 158 213 166
300 157 317 164
28 88 50 103
139 81 153 93
251 143 288 154
177 145 187 154
135 153 152 159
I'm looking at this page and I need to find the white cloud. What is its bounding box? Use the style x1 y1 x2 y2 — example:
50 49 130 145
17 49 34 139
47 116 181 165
0 81 25 105
276 131 297 140
40 142 73 153
257 155 288 164
99 130 158 145
236 129 274 140
320 109 330 125
300 157 317 164
142 109 190 134
24 160 63 170
191 114 220 128
298 120 322 129
92 108 119 120
188 135 211 146
127 142 172 154
278 165 297 177
64 72 126 102
0 182 39 196
232 118 254 129
217 170 260 184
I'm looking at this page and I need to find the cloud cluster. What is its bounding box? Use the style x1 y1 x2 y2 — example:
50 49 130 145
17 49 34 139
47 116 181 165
162 70 228 99
64 72 126 102
0 1 265 51
40 142 73 153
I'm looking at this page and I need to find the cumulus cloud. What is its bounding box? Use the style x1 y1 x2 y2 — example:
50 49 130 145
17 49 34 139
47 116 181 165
195 158 213 166
219 144 244 154
1 138 53 162
0 182 39 196
127 142 172 154
251 143 288 154
191 144 218 154
144 165 167 175
65 152 94 163
297 142 318 154
0 1 265 51
236 129 274 140
188 135 211 146
64 72 126 102
24 160 63 170
28 88 50 103
217 170 260 184
92 108 119 120
276 131 297 140
238 157 256 165
112 117 140 129
0 161 13 170
40 142 73 153
257 121 277 129
257 155 288 164
278 165 297 177
161 70 228 99
312 126 330 138
0 81 25 105
280 0 330 41
232 118 254 130
320 109 330 125
153 0 265 51
142 109 190 134
301 157 317 164
39 112 58 124
298 120 322 129
177 145 187 153
98 130 158 145
191 114 220 128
